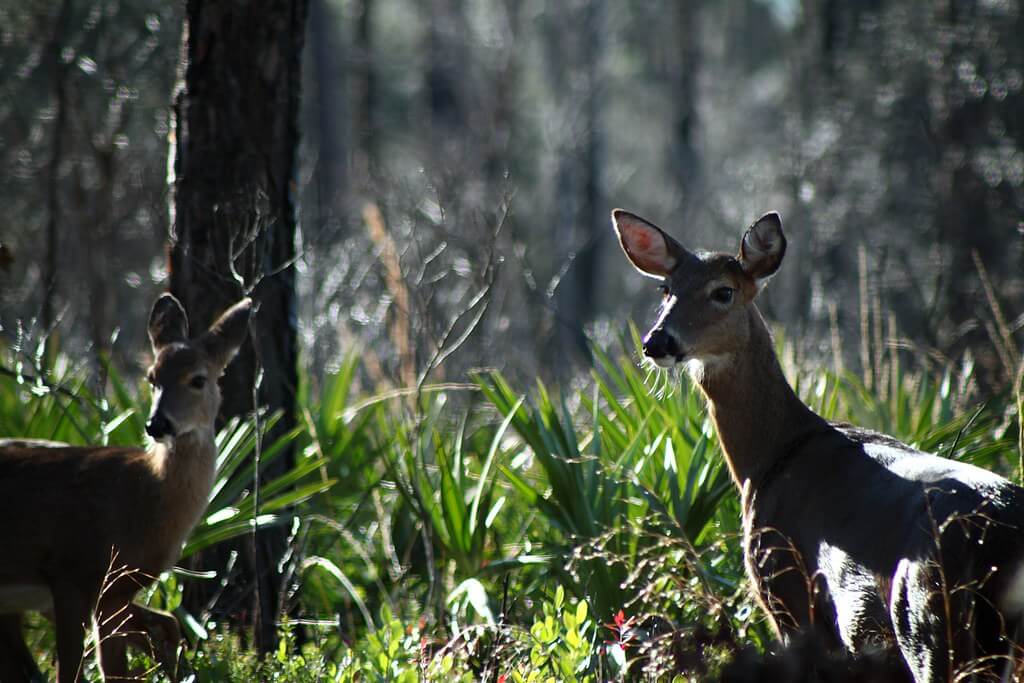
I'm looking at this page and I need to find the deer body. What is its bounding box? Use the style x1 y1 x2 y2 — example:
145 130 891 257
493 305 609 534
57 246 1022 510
614 210 1024 682
0 294 251 682
0 438 216 595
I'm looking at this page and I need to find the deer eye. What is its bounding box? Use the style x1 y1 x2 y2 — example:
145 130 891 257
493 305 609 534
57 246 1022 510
711 286 735 305
190 375 208 390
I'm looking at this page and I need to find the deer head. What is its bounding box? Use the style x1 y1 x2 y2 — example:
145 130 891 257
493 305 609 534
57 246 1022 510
145 294 253 441
612 209 786 375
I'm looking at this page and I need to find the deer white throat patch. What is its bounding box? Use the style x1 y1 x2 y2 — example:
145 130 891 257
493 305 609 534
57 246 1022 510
685 354 730 383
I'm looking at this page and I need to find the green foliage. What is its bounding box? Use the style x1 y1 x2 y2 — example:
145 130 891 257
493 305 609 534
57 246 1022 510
387 395 511 578
150 591 604 682
517 585 597 683
3 330 1021 680
474 329 745 633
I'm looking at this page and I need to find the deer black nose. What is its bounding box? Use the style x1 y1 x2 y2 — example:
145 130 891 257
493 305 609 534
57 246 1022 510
643 329 681 360
146 412 175 439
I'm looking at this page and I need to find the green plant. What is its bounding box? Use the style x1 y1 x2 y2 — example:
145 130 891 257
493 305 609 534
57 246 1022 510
6 321 1020 681
475 329 745 627
515 585 597 683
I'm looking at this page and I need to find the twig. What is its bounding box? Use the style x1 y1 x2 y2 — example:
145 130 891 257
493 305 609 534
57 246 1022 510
415 199 509 390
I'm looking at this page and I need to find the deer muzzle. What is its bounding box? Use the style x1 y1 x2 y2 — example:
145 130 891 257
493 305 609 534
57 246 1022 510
146 411 176 440
642 329 683 365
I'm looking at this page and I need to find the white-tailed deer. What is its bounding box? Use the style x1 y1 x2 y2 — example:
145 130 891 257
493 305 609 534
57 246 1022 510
613 209 1024 682
0 293 252 682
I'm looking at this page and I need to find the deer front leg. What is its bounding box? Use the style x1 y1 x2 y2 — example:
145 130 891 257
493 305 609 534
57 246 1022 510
51 583 95 683
97 596 182 682
126 602 182 681
95 596 129 682
0 613 44 682
890 558 950 683
746 527 830 643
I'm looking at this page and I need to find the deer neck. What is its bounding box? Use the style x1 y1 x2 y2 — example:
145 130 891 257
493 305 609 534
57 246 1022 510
139 430 218 567
696 306 828 489
152 430 218 512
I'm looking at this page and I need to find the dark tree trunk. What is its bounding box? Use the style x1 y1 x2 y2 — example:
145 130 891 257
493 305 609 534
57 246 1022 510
42 0 73 341
167 0 308 652
575 4 601 332
353 0 377 186
308 0 346 212
425 0 465 134
482 0 519 200
669 0 701 221
551 0 603 367
931 0 999 386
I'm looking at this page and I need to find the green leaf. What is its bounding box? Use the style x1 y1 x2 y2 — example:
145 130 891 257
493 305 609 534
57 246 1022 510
448 578 495 625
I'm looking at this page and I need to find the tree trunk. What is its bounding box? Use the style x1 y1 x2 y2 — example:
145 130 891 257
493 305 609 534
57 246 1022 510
669 0 701 221
42 0 73 343
353 0 377 187
167 0 308 652
551 0 603 367
425 0 465 134
308 0 346 212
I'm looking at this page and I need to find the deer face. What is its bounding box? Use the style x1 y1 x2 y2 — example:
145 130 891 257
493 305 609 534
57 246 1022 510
145 294 253 442
612 210 786 373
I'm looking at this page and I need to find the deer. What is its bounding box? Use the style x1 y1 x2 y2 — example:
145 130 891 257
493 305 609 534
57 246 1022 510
0 293 252 682
612 208 1024 682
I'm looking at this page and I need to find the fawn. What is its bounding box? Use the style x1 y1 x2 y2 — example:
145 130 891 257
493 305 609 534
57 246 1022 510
613 209 1024 682
0 293 252 682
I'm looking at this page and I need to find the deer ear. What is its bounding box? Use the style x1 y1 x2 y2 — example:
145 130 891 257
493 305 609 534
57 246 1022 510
739 212 786 285
148 294 189 351
612 209 689 279
201 298 254 369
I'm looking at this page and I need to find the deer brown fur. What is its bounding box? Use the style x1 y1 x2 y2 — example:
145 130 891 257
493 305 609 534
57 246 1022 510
613 209 1024 682
0 293 252 682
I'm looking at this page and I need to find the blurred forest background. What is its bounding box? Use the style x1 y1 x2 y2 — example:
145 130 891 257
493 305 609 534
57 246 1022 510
2 0 1024 679
2 0 1022 393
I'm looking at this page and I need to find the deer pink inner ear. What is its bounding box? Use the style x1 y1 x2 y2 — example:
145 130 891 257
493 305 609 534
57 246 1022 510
628 225 654 252
620 222 676 275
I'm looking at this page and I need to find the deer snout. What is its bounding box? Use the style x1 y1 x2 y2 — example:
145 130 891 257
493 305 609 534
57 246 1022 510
146 411 176 440
642 329 683 364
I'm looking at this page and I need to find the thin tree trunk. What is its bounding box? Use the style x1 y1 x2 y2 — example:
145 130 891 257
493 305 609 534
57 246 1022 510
931 0 997 385
309 0 346 211
353 0 376 187
552 0 602 367
167 0 308 652
42 0 73 341
670 0 701 220
575 0 602 331
425 0 465 134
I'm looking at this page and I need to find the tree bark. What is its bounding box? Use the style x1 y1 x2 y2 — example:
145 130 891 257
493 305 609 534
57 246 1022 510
167 0 308 651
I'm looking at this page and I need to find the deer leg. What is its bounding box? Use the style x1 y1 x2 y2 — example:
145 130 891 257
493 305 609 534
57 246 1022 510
891 558 949 683
95 597 130 681
0 614 44 683
124 602 182 682
747 527 833 645
51 583 95 683
97 596 182 682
